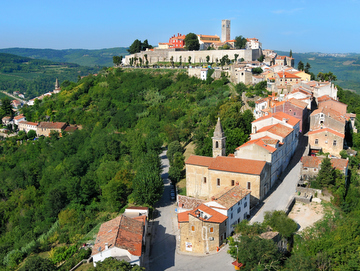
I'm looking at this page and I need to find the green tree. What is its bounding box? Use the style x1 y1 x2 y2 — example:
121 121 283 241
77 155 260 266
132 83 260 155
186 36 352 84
316 157 335 187
263 210 298 238
206 55 210 65
234 36 247 49
234 54 239 63
142 39 152 51
170 56 174 67
257 54 265 62
113 56 123 66
0 97 14 118
20 255 56 271
252 67 263 75
297 61 304 71
167 141 184 165
305 62 311 73
289 49 293 58
128 39 142 54
228 235 282 270
179 56 182 66
184 33 200 51
144 54 148 66
188 56 191 65
93 257 144 270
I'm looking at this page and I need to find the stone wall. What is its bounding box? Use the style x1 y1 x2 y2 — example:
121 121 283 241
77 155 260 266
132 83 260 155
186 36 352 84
177 195 204 209
308 130 344 157
124 48 261 65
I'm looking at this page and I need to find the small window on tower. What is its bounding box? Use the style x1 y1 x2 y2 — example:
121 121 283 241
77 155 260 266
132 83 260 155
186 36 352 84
216 141 219 148
217 178 221 186
203 177 207 184
231 180 235 186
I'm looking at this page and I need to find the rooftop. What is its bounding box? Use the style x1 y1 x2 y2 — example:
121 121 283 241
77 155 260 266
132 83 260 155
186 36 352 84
252 111 300 127
256 123 294 138
92 215 143 257
308 128 345 138
189 204 228 223
212 186 251 209
209 156 266 175
236 136 278 153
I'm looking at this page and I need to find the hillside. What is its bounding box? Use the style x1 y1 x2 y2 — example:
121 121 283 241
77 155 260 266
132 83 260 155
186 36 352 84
0 53 99 99
276 50 360 93
0 68 256 270
0 47 129 67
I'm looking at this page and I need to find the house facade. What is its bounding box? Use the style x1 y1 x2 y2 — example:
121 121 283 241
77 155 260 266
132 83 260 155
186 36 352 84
308 128 344 157
37 122 67 137
18 121 38 133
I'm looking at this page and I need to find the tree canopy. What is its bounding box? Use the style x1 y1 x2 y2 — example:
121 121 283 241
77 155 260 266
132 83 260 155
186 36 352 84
234 36 247 49
184 33 200 51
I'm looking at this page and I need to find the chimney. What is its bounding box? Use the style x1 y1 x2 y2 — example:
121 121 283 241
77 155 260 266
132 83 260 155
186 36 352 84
105 243 108 250
211 196 216 201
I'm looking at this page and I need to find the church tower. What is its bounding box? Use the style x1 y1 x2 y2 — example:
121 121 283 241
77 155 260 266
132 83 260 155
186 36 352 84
53 78 61 94
212 117 226 157
221 19 231 42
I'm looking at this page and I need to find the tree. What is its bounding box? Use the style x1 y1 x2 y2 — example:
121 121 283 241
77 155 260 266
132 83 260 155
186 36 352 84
234 54 239 63
289 49 293 58
297 61 304 71
316 157 335 187
113 56 123 66
127 39 142 54
206 55 210 65
257 54 265 62
144 54 148 66
179 56 182 66
252 67 263 75
228 235 282 270
167 141 184 165
19 256 56 271
188 56 191 65
184 33 200 51
263 210 298 238
93 257 144 270
142 39 152 51
170 56 174 67
305 62 311 73
234 36 247 49
0 97 14 119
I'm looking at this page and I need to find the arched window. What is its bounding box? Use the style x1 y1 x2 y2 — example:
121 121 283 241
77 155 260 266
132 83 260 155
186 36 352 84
215 141 219 148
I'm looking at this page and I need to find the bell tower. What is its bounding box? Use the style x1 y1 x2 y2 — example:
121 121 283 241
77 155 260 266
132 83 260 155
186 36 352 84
212 117 226 157
221 19 231 42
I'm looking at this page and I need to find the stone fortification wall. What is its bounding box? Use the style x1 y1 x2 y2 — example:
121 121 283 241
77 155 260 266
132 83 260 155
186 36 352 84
124 48 261 65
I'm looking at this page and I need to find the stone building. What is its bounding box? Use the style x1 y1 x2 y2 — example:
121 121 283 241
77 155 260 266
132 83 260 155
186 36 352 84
18 121 38 133
178 204 227 254
212 117 226 157
221 20 231 42
37 122 67 137
308 128 345 157
310 107 346 134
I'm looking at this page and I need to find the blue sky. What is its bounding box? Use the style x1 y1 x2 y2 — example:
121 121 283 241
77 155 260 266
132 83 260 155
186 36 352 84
1 0 359 53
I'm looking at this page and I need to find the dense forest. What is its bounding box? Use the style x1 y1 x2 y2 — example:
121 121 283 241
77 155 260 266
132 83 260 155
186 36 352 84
0 53 99 99
0 68 255 270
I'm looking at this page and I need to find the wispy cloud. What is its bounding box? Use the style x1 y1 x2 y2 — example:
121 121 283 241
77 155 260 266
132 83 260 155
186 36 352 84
272 7 304 14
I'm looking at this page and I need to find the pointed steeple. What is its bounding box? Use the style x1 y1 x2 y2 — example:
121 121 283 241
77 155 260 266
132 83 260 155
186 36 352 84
212 117 226 157
214 117 224 138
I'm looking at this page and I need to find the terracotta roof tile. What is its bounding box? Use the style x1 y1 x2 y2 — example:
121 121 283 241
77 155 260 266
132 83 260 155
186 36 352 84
14 114 25 120
311 107 346 124
178 211 191 223
236 136 277 153
209 156 266 175
308 128 345 138
302 156 348 171
189 204 228 223
186 155 214 167
256 123 294 138
318 100 347 115
92 215 143 257
38 122 67 129
18 121 38 126
212 186 251 209
288 98 308 109
252 112 300 127
277 71 301 79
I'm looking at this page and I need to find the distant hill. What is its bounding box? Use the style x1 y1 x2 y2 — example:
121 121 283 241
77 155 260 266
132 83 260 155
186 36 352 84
0 52 99 99
0 47 129 67
276 51 360 93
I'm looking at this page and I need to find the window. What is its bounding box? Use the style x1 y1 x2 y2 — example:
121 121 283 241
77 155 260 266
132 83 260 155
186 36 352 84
230 207 233 211
294 112 296 116
217 178 221 186
231 213 233 219
244 202 247 208
216 141 219 148
247 182 251 190
314 168 317 172
191 226 195 231
333 140 337 146
237 207 241 213
243 212 247 219
315 139 319 145
203 177 207 184
231 180 235 186
209 227 214 233
304 167 308 171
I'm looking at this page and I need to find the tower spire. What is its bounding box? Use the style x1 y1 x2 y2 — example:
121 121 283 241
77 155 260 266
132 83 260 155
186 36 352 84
212 117 226 157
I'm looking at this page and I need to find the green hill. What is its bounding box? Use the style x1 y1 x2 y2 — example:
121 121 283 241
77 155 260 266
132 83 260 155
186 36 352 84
0 53 99 99
0 47 129 67
276 50 360 93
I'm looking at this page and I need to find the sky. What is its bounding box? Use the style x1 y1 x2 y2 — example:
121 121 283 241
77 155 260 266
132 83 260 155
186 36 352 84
1 0 360 53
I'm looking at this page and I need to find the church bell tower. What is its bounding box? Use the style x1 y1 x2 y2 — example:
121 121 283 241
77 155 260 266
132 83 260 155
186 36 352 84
212 117 226 157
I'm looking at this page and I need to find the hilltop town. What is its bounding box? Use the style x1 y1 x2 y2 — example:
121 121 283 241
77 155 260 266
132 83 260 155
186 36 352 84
1 19 360 271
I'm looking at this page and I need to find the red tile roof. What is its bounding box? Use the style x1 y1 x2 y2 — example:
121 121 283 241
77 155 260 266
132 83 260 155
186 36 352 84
302 156 348 171
212 186 251 209
256 123 294 138
189 204 228 223
14 114 25 120
186 155 214 167
209 156 266 175
331 158 349 171
18 121 38 126
92 215 143 257
236 136 277 153
277 71 301 79
288 98 308 109
177 211 191 223
38 122 67 129
311 107 346 124
318 100 347 115
252 111 300 127
308 128 345 138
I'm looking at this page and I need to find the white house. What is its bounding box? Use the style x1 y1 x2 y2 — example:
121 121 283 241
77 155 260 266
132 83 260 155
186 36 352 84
18 121 38 133
201 69 208 80
92 215 145 267
204 185 250 236
13 114 26 126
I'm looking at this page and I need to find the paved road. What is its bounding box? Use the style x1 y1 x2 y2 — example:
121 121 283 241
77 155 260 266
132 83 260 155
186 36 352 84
1 91 27 104
149 150 234 271
250 135 308 223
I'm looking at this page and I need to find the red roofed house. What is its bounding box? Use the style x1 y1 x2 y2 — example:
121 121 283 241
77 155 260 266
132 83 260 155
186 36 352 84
271 98 310 132
169 33 186 48
18 121 39 133
13 114 26 125
301 156 348 181
92 213 145 267
308 128 345 157
37 122 67 137
178 204 227 254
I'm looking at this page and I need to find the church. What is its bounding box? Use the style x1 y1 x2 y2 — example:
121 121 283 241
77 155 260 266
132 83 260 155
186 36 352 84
185 118 271 206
